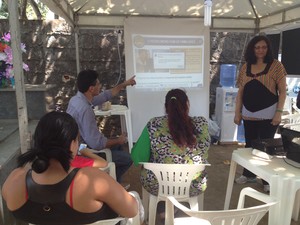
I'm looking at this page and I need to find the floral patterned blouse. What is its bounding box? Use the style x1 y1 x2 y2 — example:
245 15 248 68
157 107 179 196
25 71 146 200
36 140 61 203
131 116 210 196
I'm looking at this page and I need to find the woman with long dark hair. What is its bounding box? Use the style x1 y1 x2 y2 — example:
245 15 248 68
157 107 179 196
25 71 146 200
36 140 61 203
234 35 287 192
131 88 210 198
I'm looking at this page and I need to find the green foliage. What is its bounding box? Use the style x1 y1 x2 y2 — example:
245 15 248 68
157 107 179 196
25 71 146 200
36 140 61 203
0 1 8 19
0 0 50 20
26 0 50 20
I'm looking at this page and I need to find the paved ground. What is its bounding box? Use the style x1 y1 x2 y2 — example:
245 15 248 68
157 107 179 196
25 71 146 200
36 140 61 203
123 143 300 225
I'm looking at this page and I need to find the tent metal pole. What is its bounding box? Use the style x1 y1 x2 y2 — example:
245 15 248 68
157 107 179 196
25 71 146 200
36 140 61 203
75 27 80 74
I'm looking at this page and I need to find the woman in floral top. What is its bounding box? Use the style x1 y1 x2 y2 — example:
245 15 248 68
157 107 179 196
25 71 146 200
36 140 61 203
131 89 210 197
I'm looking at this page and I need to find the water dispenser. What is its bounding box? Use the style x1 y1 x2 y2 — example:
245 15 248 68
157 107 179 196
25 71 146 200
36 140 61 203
220 64 237 88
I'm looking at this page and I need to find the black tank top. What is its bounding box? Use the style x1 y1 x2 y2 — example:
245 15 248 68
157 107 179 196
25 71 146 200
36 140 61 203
11 168 118 225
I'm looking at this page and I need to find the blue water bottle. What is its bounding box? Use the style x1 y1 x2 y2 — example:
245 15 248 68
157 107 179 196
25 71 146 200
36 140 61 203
237 120 245 143
220 64 237 88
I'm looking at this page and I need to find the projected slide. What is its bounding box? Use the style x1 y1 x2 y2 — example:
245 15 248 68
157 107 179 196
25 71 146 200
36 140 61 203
132 34 204 89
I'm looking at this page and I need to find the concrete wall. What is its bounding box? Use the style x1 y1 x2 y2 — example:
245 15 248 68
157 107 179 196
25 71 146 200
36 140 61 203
0 85 55 119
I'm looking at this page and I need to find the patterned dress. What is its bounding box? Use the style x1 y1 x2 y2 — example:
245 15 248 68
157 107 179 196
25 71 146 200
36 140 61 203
132 116 210 197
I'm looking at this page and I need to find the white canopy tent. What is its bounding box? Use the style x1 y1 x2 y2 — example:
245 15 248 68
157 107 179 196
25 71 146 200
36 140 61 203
40 0 300 32
39 0 300 76
8 0 300 152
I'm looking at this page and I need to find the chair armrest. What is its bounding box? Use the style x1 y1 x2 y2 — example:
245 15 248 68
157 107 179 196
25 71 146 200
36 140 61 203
166 196 191 212
166 196 190 225
237 187 277 209
90 148 112 162
126 191 143 225
79 217 124 225
283 123 300 129
166 196 211 225
31 218 124 225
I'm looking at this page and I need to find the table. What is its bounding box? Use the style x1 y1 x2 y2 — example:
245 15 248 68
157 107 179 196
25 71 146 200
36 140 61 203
224 148 300 225
94 105 133 152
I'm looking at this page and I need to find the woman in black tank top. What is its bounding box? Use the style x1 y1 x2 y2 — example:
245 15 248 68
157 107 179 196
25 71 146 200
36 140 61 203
2 111 138 225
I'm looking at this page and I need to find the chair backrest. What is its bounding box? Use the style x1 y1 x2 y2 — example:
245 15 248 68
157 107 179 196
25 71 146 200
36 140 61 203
29 217 124 225
90 148 113 162
141 163 208 199
165 187 277 225
100 162 117 180
90 148 117 180
281 114 300 128
84 217 124 225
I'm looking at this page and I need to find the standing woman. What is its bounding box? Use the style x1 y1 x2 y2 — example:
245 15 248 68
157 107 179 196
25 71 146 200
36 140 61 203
131 89 210 217
234 35 287 192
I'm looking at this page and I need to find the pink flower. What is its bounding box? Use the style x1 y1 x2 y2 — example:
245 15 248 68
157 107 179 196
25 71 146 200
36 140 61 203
0 32 29 82
23 63 29 71
2 33 10 42
4 46 12 64
5 65 13 78
21 43 26 53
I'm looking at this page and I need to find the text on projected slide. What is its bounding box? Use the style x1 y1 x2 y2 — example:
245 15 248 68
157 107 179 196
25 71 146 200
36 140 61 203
132 35 204 89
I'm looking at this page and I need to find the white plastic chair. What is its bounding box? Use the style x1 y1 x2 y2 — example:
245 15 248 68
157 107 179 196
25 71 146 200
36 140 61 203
88 148 116 180
288 178 300 222
29 219 123 225
100 161 117 180
165 187 277 225
281 113 300 128
140 162 209 225
280 118 300 222
29 216 132 225
90 148 113 162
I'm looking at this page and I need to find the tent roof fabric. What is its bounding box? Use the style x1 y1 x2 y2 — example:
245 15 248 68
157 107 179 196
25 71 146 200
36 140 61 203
40 0 300 32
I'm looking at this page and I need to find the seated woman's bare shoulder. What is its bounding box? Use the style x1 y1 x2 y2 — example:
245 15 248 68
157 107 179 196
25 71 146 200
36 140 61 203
72 167 138 218
2 167 30 210
74 167 112 192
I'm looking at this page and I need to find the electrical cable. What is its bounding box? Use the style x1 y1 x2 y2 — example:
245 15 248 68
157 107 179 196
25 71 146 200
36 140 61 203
237 33 249 75
113 30 122 86
283 156 300 169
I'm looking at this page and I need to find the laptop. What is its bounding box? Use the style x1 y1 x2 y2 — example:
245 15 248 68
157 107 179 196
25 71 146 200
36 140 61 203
280 126 300 163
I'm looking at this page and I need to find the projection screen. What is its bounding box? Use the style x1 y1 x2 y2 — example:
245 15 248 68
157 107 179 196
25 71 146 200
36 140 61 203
124 17 210 142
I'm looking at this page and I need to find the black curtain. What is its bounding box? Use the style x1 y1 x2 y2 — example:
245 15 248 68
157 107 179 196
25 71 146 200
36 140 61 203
282 28 300 75
267 34 280 60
